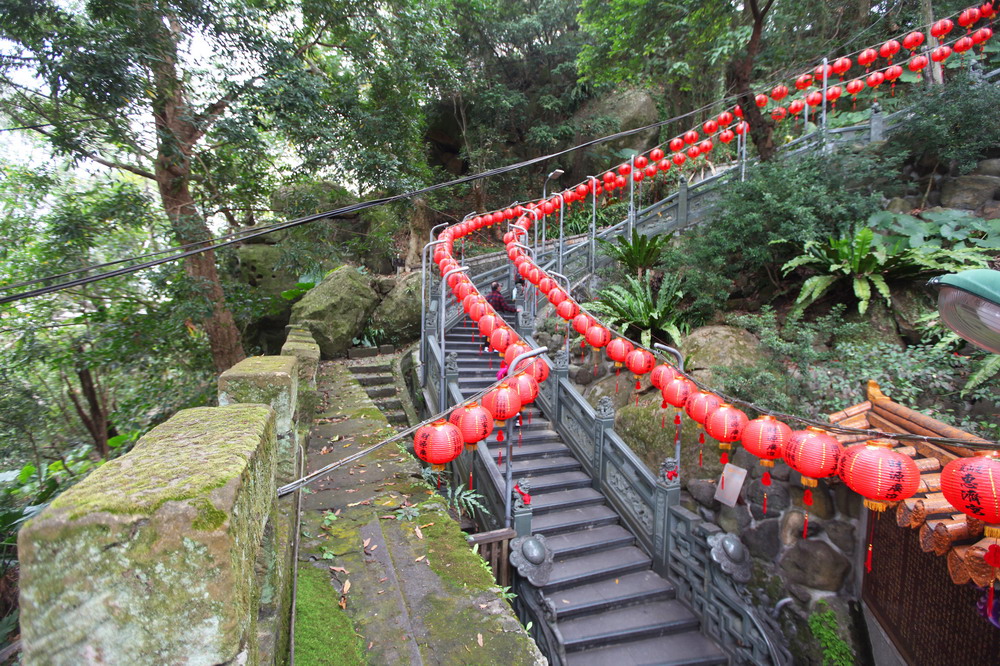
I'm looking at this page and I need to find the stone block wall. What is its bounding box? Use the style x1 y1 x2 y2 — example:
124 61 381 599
18 330 322 665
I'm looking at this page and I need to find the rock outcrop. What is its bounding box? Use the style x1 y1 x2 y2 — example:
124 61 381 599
291 266 380 358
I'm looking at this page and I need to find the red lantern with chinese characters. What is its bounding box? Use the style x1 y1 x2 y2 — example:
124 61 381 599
683 130 699 144
658 159 671 172
478 313 501 338
515 356 550 383
789 99 805 115
482 382 522 426
586 324 611 350
698 139 713 154
453 403 494 447
839 440 920 512
669 137 684 152
672 152 686 167
847 78 864 96
795 73 813 90
413 420 463 470
717 110 733 125
719 129 735 144
941 451 1000 538
509 371 540 407
625 349 655 393
908 55 929 72
866 71 885 88
469 299 489 322
702 119 718 134
607 338 634 366
884 64 903 82
650 363 678 389
634 155 648 169
650 147 664 161
686 145 701 159
954 35 975 52
826 85 842 103
618 163 631 176
771 84 789 101
771 107 787 122
685 391 722 424
754 93 768 107
931 45 953 62
832 56 852 76
503 342 531 368
705 403 748 465
489 327 513 353
903 31 925 52
741 415 792 485
662 377 695 408
556 299 580 321
973 26 993 44
806 91 823 107
858 48 878 68
931 18 954 38
959 7 982 28
879 39 901 61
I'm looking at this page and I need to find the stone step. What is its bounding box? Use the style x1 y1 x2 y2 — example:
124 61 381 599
365 386 397 399
558 600 700 653
384 412 409 425
483 425 559 441
542 525 636 559
517 470 593 493
564 631 728 666
375 398 403 411
542 544 651 591
484 440 569 461
348 363 392 375
530 504 620 538
528 487 605 515
354 374 394 387
500 455 582 478
544 570 673 619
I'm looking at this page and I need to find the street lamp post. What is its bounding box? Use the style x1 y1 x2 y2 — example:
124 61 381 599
440 266 470 411
419 239 449 385
541 168 564 259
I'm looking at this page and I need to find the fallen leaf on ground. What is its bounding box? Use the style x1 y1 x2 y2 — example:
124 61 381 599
477 634 483 647
380 515 395 520
330 566 349 574
370 544 378 551
343 580 351 594
363 538 372 548
377 590 385 595
339 596 347 610
368 642 374 650
415 556 425 562
347 500 370 507
419 522 435 529
414 526 424 540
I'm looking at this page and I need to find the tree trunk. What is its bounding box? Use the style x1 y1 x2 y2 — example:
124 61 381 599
150 16 245 373
920 0 945 85
727 1 777 161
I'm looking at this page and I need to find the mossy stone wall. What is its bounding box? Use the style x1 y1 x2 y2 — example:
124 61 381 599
18 404 278 665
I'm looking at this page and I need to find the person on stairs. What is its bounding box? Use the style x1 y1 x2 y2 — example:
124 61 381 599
486 281 518 313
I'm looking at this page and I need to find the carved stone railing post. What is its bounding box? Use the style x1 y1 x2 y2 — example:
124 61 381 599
677 178 689 228
652 457 682 574
870 102 884 142
512 479 533 537
552 349 569 422
593 396 615 492
444 352 460 410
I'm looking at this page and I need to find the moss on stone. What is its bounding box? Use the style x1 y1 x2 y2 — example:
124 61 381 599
413 501 498 594
294 565 365 665
191 497 228 531
48 405 274 520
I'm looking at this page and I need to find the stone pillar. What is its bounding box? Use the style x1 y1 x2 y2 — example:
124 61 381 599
18 405 277 666
281 328 320 391
593 396 615 491
870 102 884 142
219 355 299 485
677 179 689 228
552 349 569 424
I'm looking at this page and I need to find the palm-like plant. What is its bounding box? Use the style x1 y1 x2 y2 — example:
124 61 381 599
782 227 991 315
586 273 686 347
599 229 672 277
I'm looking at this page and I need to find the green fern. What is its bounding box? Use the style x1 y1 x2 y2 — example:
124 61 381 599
587 273 686 344
962 355 1000 398
599 229 672 277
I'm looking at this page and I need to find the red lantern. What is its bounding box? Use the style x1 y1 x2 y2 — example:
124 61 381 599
478 313 501 338
668 137 684 152
644 164 658 178
413 420 463 470
625 348 655 376
879 39 901 61
607 338 634 365
683 130 699 144
805 91 823 107
615 175 627 189
509 371 540 406
482 382 521 425
795 73 813 90
771 84 789 101
839 440 920 512
771 107 787 122
735 121 749 135
717 110 733 126
930 45 953 62
469 299 489 322
941 452 1000 537
826 85 842 102
741 415 792 485
931 18 954 38
556 299 580 320
686 145 700 159
617 163 631 176
453 403 494 446
733 105 743 118
858 48 878 68
527 267 542 285
650 147 664 161
884 65 903 82
846 79 865 96
602 171 615 184
572 313 594 336
514 357 550 384
650 363 678 389
954 35 975 52
634 155 648 169
662 377 694 408
814 63 832 80
959 7 982 28
547 287 568 306
698 139 713 154
685 391 722 425
503 342 531 368
719 129 735 144
632 169 644 183
704 404 748 443
754 93 768 107
672 153 686 167
789 99 805 115
973 26 993 44
586 324 611 349
538 276 556 294
702 119 718 134
658 158 671 171
983 2 998 20
832 56 852 76
903 31 925 52
866 71 885 88
784 428 842 487
489 327 513 353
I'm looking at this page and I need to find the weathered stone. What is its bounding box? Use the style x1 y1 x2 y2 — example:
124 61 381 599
348 346 379 359
281 336 321 390
291 266 380 358
976 200 1000 220
973 158 1000 178
890 281 938 344
219 355 298 484
698 507 717 524
789 482 835 520
825 520 857 555
770 461 791 482
746 478 790 520
940 174 1000 210
833 481 863 519
586 372 635 411
237 243 300 296
687 479 720 508
743 518 782 560
568 88 659 177
717 503 751 534
680 325 763 384
615 401 720 480
842 298 903 348
780 510 824 546
370 271 423 346
19 405 277 666
885 197 916 214
780 539 851 591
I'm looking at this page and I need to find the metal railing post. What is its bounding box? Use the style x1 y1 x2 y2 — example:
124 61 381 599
420 239 448 385
588 176 598 277
556 193 566 277
820 57 829 150
504 348 546 528
627 154 636 234
440 266 469 410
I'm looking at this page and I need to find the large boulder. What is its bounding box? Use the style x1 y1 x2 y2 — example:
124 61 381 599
615 401 725 482
940 175 1000 210
568 87 659 180
291 266 379 358
369 272 423 345
680 325 764 384
779 538 850 591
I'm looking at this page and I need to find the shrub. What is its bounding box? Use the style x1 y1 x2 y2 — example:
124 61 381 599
586 272 687 346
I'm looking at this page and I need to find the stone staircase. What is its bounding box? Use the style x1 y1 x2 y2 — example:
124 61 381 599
346 359 408 427
445 316 728 665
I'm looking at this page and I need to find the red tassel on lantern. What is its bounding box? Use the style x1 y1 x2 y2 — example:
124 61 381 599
762 492 768 515
802 512 809 539
804 488 813 506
